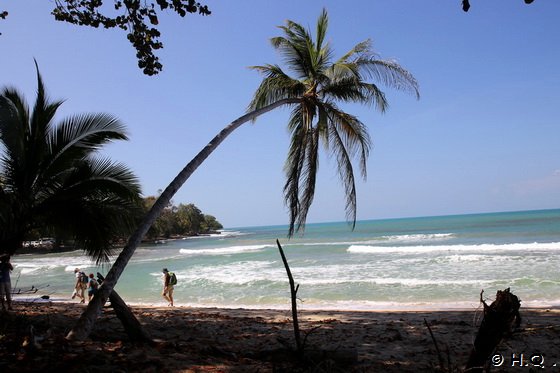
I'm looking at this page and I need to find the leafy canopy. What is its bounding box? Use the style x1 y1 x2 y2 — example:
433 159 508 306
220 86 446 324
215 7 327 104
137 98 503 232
0 1 211 75
0 63 143 262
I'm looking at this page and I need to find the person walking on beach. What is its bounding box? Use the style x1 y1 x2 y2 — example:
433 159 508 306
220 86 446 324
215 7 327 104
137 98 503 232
162 268 175 307
72 268 86 303
87 273 99 302
0 255 13 311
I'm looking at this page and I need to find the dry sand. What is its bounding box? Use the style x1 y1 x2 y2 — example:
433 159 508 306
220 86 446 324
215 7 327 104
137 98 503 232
1 301 559 372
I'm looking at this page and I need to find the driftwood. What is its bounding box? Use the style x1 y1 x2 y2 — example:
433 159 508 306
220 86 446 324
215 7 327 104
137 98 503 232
96 273 153 344
465 288 521 372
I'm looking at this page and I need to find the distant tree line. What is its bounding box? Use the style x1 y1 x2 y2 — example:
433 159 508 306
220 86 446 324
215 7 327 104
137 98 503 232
143 196 223 240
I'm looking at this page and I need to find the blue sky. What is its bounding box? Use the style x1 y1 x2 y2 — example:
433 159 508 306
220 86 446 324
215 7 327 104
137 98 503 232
2 0 559 228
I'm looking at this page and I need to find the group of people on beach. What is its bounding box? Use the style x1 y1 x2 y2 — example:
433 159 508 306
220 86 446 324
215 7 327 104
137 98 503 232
70 267 175 307
71 268 99 303
2 251 175 309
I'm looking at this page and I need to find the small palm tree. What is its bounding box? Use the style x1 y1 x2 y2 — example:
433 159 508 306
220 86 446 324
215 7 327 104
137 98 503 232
0 65 142 263
69 9 418 339
249 9 419 235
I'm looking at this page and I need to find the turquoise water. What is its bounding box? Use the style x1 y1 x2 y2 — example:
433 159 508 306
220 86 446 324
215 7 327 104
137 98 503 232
11 209 560 310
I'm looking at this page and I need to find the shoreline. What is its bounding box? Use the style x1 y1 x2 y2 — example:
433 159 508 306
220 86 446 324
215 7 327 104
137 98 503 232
3 301 560 371
13 292 560 313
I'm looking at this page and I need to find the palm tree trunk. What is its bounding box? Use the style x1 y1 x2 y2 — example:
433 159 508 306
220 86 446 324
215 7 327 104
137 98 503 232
66 98 298 341
96 272 153 344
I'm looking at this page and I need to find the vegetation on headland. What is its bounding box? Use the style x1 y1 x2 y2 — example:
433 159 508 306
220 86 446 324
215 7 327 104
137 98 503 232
142 196 223 241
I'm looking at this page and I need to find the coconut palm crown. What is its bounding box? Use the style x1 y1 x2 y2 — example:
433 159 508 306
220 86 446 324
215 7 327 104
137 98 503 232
0 65 142 263
249 9 420 236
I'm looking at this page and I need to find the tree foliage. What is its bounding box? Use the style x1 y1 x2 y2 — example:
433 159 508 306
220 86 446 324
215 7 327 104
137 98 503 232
249 9 419 236
0 64 143 262
143 196 222 239
1 1 211 75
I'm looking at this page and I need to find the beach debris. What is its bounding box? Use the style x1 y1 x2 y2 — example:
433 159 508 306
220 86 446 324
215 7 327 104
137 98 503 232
21 325 42 352
465 288 521 372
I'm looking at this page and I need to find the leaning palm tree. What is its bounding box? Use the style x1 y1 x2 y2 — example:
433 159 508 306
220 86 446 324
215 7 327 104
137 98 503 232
68 9 418 340
0 65 142 263
249 9 419 235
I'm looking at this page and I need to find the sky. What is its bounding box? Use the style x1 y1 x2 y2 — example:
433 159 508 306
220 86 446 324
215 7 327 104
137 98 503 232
1 0 559 228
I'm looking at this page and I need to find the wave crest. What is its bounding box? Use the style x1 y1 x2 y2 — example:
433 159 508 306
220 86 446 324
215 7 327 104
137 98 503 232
348 242 560 254
179 244 272 256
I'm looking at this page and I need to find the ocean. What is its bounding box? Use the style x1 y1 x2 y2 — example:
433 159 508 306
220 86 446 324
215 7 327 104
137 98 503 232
11 209 560 311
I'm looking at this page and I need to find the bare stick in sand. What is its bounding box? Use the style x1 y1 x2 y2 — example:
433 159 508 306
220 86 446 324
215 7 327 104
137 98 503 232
276 239 302 355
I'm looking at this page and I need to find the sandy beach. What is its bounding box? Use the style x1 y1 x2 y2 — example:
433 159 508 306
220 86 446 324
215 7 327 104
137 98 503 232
1 301 559 372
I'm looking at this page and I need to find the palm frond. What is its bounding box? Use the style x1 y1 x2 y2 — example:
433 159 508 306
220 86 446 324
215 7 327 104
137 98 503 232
294 126 319 233
54 113 128 152
30 67 63 158
323 78 389 112
283 107 306 236
336 39 373 65
34 157 142 263
248 65 304 111
282 104 322 236
0 88 29 173
324 102 371 179
46 113 127 171
65 156 141 200
315 8 329 55
328 123 358 229
272 19 316 80
356 58 420 99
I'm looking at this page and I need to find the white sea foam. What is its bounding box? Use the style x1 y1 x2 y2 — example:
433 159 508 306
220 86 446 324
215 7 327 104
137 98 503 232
380 233 454 242
296 233 454 248
214 230 249 238
155 261 282 285
63 264 97 272
347 242 560 254
180 230 249 240
12 256 95 274
299 277 492 286
441 254 514 263
296 299 484 311
179 244 273 256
